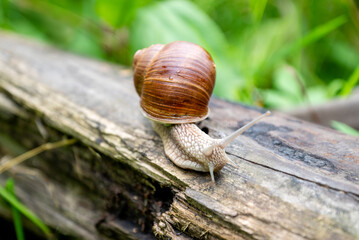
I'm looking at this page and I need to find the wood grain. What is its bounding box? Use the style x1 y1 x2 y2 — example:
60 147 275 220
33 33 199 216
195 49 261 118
0 32 358 240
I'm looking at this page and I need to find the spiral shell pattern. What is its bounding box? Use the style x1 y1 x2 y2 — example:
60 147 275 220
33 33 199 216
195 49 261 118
133 41 216 124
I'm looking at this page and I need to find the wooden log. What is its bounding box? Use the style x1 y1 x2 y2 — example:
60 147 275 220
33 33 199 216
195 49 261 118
0 32 358 240
286 93 359 130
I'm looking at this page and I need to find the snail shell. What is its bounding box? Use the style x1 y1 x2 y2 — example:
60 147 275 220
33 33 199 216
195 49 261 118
133 41 216 124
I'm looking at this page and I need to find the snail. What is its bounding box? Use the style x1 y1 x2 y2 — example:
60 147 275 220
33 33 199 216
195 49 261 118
133 41 270 182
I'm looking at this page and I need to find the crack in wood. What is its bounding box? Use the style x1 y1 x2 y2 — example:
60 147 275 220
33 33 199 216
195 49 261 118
228 152 359 197
242 122 338 173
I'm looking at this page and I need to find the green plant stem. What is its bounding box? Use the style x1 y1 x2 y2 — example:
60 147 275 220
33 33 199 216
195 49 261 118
5 179 25 240
0 185 53 239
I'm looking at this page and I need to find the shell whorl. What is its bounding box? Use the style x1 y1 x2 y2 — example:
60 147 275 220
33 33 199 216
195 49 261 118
133 44 164 96
133 41 216 124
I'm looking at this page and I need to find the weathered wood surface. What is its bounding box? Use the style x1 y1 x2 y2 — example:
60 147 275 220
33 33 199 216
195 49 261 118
0 32 359 240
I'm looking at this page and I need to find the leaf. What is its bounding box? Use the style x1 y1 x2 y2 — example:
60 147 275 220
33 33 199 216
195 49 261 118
262 90 298 109
66 31 104 59
130 0 227 54
273 66 302 98
339 65 359 96
5 179 25 240
327 79 344 98
0 184 53 239
306 86 328 105
95 0 148 28
249 0 268 23
331 121 359 136
0 0 9 26
262 65 304 109
328 40 359 70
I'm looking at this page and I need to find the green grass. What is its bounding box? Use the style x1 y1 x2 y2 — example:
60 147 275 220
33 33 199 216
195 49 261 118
0 138 77 239
5 179 25 240
340 65 359 96
331 121 359 136
0 180 53 239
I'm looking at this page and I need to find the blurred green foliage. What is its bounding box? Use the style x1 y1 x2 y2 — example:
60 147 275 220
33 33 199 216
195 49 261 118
0 0 358 109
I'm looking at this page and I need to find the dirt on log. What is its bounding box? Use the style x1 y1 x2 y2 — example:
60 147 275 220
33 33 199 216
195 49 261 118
0 32 358 240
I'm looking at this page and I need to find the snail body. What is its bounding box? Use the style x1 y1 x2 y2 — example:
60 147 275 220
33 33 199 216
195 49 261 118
133 41 270 182
152 122 228 177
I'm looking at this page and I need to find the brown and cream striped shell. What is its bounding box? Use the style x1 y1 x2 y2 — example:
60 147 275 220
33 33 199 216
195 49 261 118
133 41 216 124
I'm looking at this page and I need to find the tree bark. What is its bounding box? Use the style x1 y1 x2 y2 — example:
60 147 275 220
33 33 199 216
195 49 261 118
0 32 358 240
